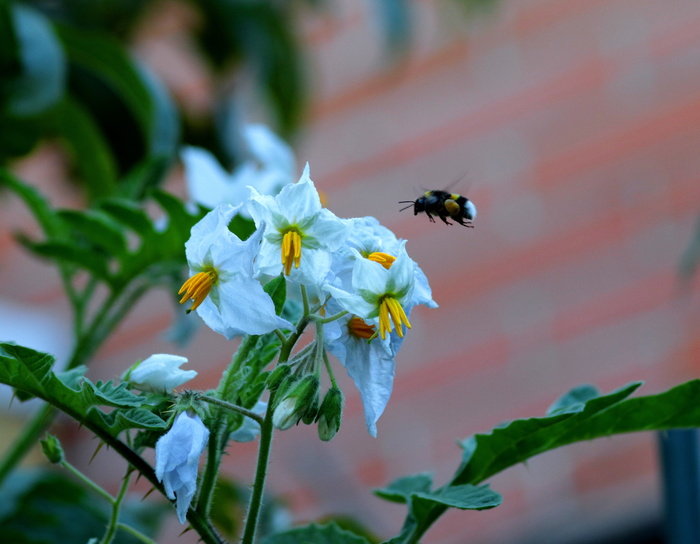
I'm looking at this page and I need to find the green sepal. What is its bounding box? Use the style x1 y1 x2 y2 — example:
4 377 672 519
263 275 287 316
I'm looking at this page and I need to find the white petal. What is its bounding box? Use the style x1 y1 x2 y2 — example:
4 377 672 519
344 342 396 437
181 147 242 209
129 354 196 393
244 124 295 178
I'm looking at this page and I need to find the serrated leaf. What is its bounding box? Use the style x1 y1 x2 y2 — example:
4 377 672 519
262 522 371 544
57 208 127 256
99 198 155 237
91 407 167 433
21 240 112 282
375 473 432 504
82 379 144 408
0 343 165 435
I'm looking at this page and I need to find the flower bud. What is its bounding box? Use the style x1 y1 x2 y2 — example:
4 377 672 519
125 354 197 393
266 364 292 392
40 434 65 464
317 387 344 441
301 391 320 425
272 374 320 430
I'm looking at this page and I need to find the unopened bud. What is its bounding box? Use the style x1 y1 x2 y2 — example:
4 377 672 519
272 374 320 430
317 387 344 441
40 434 65 464
266 364 292 392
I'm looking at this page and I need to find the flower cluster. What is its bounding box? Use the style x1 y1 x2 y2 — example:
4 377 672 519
179 158 436 437
137 132 436 525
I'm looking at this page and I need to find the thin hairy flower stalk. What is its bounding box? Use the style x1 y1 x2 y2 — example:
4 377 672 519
100 470 132 544
115 523 158 544
197 334 260 518
60 458 114 503
241 391 277 544
312 310 348 325
197 395 264 427
322 350 339 389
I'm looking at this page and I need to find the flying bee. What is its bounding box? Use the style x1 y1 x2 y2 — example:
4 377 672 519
399 190 477 228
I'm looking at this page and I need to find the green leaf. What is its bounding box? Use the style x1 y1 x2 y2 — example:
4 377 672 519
546 383 600 416
262 522 371 544
454 382 643 485
375 473 432 504
388 380 700 544
53 97 118 198
20 239 112 282
411 484 501 511
99 198 155 238
0 169 63 238
0 343 165 435
57 208 127 257
263 276 286 316
56 25 178 178
2 4 65 117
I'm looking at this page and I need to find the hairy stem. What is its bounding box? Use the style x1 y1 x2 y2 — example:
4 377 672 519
241 392 276 544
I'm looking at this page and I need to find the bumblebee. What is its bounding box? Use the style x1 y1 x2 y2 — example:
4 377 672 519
399 190 477 227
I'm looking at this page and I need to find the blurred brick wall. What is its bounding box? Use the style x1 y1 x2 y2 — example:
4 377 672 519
3 0 700 543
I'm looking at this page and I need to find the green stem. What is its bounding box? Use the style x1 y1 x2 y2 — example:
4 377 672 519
322 350 339 389
312 310 348 325
115 523 158 544
196 335 259 519
241 392 276 544
300 284 310 316
278 316 310 364
101 470 132 544
198 395 264 427
60 458 114 503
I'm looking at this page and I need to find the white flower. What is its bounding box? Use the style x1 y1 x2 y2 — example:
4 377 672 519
325 242 415 340
181 124 295 211
178 204 293 339
248 163 348 286
126 354 196 393
330 216 437 309
324 311 397 437
324 226 436 436
155 411 210 523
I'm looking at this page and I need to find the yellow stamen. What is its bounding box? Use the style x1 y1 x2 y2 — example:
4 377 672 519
378 297 411 340
367 252 396 270
347 317 376 340
281 230 302 276
178 270 218 313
